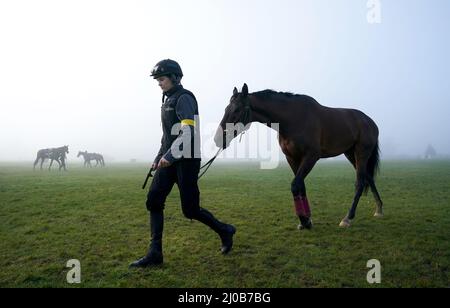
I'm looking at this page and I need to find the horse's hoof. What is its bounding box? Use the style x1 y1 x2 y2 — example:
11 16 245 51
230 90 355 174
298 220 313 231
339 219 351 228
374 212 384 218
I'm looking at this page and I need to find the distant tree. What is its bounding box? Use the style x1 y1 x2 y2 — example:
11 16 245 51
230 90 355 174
425 144 437 159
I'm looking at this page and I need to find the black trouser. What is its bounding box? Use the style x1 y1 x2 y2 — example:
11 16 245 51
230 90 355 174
146 159 229 239
146 159 201 218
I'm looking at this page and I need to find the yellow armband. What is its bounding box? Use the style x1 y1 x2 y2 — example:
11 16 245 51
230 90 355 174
181 119 196 127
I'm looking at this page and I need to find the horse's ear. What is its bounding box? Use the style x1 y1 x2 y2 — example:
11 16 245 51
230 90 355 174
233 87 238 96
242 83 249 96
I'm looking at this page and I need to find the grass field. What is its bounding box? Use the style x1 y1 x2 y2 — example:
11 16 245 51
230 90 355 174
0 160 449 288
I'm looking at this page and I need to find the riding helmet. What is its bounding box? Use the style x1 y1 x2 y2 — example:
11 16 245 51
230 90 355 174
150 59 183 79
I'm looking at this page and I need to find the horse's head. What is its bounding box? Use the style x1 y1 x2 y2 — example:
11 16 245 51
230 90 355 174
77 150 88 157
214 84 252 149
64 145 69 154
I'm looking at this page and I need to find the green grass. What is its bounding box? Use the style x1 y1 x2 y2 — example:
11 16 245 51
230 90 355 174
0 160 449 288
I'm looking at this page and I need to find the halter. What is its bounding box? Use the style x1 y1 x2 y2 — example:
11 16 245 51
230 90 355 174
223 96 253 142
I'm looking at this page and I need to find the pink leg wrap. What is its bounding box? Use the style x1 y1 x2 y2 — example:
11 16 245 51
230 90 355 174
294 196 311 218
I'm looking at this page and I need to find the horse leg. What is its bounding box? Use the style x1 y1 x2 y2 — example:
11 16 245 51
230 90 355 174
368 176 384 217
33 157 39 170
48 159 54 171
291 155 318 230
345 147 383 217
340 153 369 228
344 148 356 169
40 158 45 170
286 155 299 174
55 158 61 171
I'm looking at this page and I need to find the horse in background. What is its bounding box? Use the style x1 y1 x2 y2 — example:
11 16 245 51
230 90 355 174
77 151 105 167
33 145 69 171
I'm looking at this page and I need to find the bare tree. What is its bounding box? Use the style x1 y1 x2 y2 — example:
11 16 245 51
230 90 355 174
425 144 437 159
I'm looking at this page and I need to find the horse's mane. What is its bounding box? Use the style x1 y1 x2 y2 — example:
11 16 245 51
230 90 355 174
251 89 321 107
252 90 303 100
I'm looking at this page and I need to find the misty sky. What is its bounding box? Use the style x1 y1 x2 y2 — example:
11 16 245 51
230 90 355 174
0 0 449 162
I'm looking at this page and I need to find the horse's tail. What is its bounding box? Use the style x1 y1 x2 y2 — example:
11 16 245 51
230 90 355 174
365 141 380 193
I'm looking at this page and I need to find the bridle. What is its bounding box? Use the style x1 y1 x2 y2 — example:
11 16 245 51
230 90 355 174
223 96 253 142
199 97 253 179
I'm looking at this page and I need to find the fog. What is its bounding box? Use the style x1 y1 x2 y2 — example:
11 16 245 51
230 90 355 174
1 0 449 163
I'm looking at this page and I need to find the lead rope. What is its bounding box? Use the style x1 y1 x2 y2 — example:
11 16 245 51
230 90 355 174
198 148 223 180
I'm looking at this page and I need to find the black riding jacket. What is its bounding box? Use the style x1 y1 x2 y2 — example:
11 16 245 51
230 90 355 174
153 85 201 165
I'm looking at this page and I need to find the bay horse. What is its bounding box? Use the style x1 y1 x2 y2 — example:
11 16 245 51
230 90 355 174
214 84 383 229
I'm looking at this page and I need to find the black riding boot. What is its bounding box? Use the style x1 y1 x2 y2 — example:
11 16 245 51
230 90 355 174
194 208 236 254
129 211 164 268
